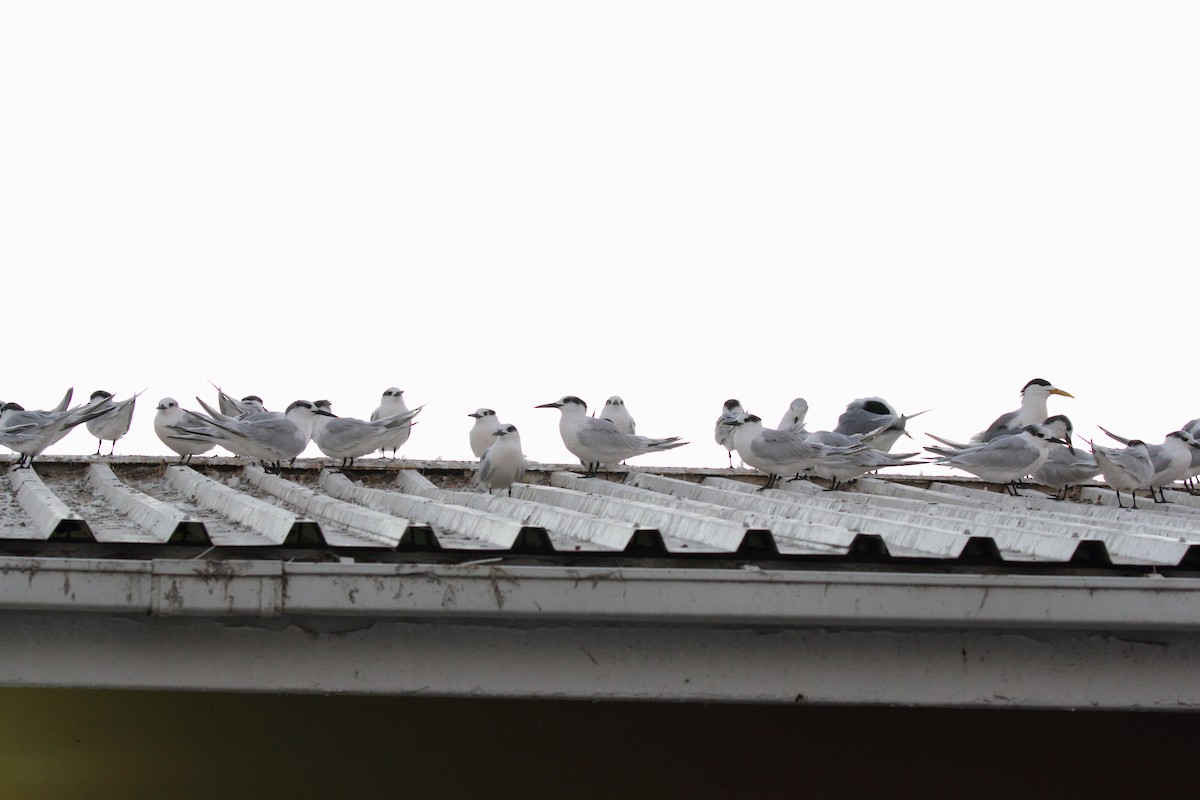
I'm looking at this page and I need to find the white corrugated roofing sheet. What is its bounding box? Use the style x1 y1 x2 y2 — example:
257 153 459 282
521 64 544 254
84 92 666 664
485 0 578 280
3 456 1200 569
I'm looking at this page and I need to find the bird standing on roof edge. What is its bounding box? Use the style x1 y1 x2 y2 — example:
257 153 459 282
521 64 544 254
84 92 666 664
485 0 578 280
927 423 1065 496
476 423 526 495
154 398 217 464
85 389 144 456
370 387 415 458
714 399 743 468
1088 437 1154 510
536 396 687 477
172 399 333 473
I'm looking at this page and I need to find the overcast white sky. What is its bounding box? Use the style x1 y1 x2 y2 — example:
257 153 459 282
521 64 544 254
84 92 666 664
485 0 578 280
2 2 1197 470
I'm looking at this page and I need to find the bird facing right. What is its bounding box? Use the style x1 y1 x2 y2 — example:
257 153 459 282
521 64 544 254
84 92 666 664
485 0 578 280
971 378 1074 443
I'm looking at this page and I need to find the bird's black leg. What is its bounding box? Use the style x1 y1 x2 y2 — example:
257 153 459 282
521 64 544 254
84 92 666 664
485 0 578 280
109 442 116 456
94 440 102 456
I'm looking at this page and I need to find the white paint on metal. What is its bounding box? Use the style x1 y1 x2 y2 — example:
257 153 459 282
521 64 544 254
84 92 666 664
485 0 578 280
8 467 89 540
547 472 848 555
4 554 1200 707
86 463 202 543
241 467 404 548
425 488 635 551
319 470 527 549
166 466 306 545
510 483 755 553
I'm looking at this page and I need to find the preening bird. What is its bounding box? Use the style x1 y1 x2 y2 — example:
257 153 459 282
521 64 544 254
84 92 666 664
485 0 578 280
834 397 928 452
776 398 810 433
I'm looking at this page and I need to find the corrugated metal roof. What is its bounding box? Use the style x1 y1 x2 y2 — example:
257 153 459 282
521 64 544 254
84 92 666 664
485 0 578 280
4 456 1200 570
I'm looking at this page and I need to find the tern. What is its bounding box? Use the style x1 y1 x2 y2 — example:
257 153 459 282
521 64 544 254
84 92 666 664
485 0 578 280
312 399 424 469
535 396 686 477
85 389 144 456
154 398 218 464
927 424 1065 496
971 379 1073 443
725 413 870 491
468 408 505 458
0 397 112 468
834 397 929 452
798 428 923 490
475 423 527 495
713 399 744 468
173 399 333 473
1182 418 1200 493
777 398 810 433
1088 437 1154 510
600 396 636 435
370 387 415 457
1098 426 1199 503
1021 416 1099 499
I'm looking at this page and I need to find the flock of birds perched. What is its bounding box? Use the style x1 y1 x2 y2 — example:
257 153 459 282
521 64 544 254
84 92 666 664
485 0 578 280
2 380 1199 509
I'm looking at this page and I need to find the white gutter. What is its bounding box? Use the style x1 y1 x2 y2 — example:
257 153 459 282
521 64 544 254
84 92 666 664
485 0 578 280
0 556 1197 630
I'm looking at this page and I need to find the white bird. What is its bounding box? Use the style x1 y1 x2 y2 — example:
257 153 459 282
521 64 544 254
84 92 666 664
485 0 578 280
714 399 744 468
927 424 1064 496
1088 438 1154 510
468 408 504 458
475 423 527 495
0 398 112 468
777 398 810 433
798 428 923 490
600 396 636 435
971 378 1074 443
834 397 928 452
1098 426 1199 504
0 425 42 456
370 387 415 457
535 396 686 477
154 398 217 464
725 413 870 491
210 382 272 419
173 399 334 472
311 399 423 468
1027 416 1099 499
1181 418 1200 492
85 389 143 456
